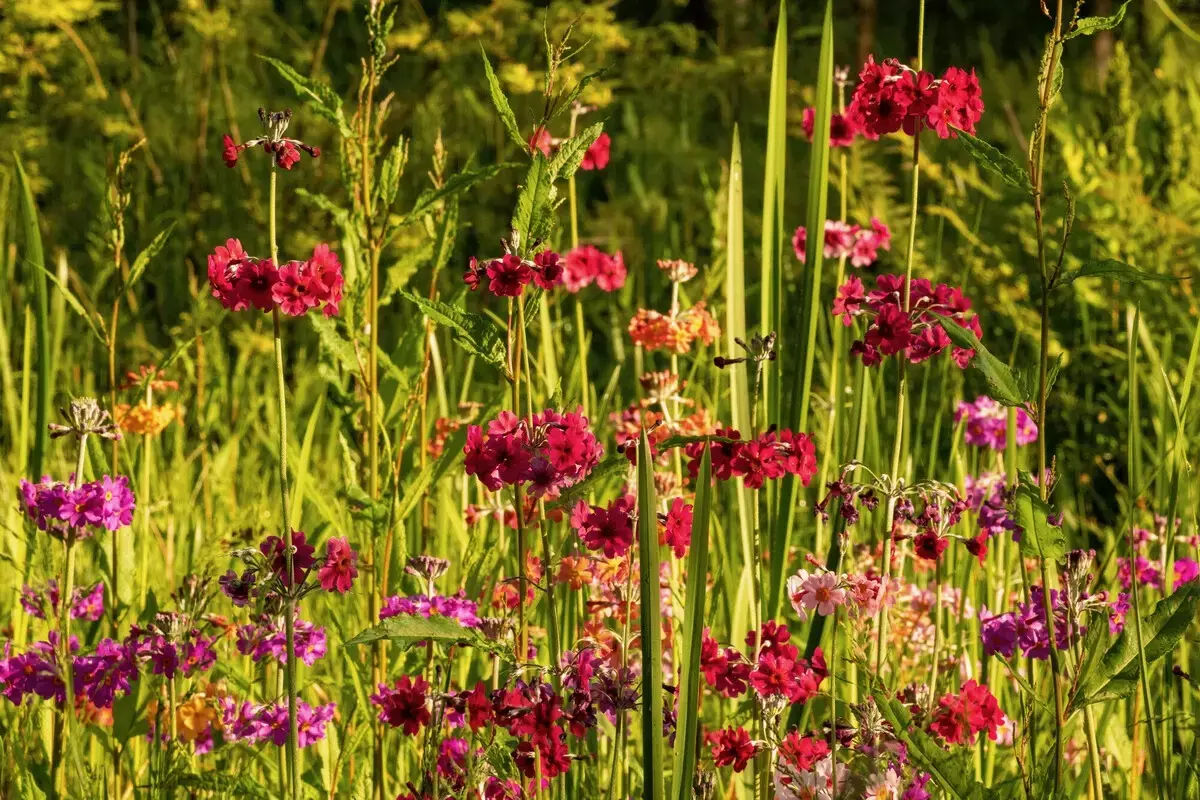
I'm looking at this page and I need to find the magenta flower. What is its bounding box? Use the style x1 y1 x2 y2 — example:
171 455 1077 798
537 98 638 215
662 498 692 559
318 536 358 593
574 495 635 558
1174 558 1200 591
579 132 611 170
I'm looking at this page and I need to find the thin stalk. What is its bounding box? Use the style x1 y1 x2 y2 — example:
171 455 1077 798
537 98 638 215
268 168 300 800
567 110 589 416
59 433 89 790
828 532 847 800
513 296 528 659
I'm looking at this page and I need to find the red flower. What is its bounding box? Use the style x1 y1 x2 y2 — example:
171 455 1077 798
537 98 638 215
464 682 494 731
914 529 949 562
272 260 319 316
529 127 553 156
317 536 358 593
221 134 242 168
372 675 431 735
661 498 692 558
778 731 830 771
711 726 757 772
579 132 610 170
576 496 635 558
930 680 1005 745
260 530 316 587
238 258 281 312
801 107 859 147
207 238 250 310
486 254 533 297
832 277 866 326
964 533 988 566
532 249 564 289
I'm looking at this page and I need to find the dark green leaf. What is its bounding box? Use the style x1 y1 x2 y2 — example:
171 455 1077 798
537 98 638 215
120 222 177 296
260 56 351 136
401 290 507 375
510 155 555 254
636 430 665 800
1057 258 1175 289
953 129 1031 191
375 137 409 212
1012 486 1067 564
1069 583 1200 712
939 320 1030 408
1064 0 1131 39
479 45 526 150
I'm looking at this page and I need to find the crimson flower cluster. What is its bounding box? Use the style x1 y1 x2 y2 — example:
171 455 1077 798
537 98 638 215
207 239 344 317
220 108 320 170
19 474 135 540
562 245 627 294
832 274 982 367
928 680 1005 745
464 409 602 498
570 494 635 558
792 218 892 268
847 57 984 139
464 249 564 297
683 427 818 490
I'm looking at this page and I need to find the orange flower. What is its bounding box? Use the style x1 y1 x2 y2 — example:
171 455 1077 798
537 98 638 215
556 555 595 590
115 401 184 436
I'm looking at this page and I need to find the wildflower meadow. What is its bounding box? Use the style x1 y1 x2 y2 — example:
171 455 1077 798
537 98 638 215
2 1 1200 798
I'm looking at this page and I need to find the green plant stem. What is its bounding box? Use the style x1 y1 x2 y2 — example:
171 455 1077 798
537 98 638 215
513 295 528 660
58 433 88 792
268 167 300 800
828 532 846 800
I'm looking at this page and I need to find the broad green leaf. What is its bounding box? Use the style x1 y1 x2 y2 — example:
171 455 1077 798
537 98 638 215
953 129 1031 191
479 45 526 150
548 121 603 182
14 154 51 479
1063 0 1131 39
1012 485 1067 563
510 154 555 254
120 221 176 296
401 290 508 375
260 55 351 136
344 613 482 649
939 320 1030 408
671 444 712 800
637 429 665 800
401 162 519 226
1057 258 1174 288
1069 583 1200 712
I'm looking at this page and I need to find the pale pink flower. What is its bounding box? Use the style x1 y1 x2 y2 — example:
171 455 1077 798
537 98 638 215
793 571 845 617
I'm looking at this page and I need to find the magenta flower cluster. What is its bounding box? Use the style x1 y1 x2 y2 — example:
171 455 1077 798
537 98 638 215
955 396 1038 450
236 613 328 666
207 239 344 317
380 592 481 628
464 409 602 498
20 580 105 622
792 219 892 268
19 475 135 539
220 696 335 748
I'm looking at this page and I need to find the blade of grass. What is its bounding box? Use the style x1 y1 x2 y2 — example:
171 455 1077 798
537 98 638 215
636 428 665 800
768 0 833 619
14 155 51 479
670 442 712 800
760 2 787 430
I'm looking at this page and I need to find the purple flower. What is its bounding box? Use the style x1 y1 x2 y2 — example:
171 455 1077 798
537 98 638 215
17 475 135 539
380 591 481 629
0 645 64 705
219 569 257 606
296 701 336 748
980 611 1019 658
1117 555 1162 591
236 614 326 666
1109 593 1131 634
955 396 1038 450
73 638 138 708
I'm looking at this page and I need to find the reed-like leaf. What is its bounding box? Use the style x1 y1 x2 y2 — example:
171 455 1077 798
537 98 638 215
14 155 50 479
670 442 712 800
768 0 832 619
760 2 787 430
636 428 664 800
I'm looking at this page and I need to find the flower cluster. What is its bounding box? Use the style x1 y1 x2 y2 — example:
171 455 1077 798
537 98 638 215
628 302 721 354
562 245 626 293
20 580 105 622
571 495 636 558
832 274 982 367
236 614 328 666
980 585 1080 660
464 409 602 498
929 680 1005 745
846 57 984 139
220 696 335 748
964 473 1019 540
114 401 183 437
381 591 481 629
464 249 564 297
207 239 344 317
684 428 818 490
792 218 892 267
955 396 1038 449
18 474 136 540
221 109 320 170
801 106 860 148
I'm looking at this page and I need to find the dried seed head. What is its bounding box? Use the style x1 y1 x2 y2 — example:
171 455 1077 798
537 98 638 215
49 397 122 440
405 555 451 583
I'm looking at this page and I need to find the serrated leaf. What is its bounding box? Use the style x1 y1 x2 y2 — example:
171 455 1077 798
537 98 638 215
1063 0 1131 40
479 45 526 150
510 155 554 254
344 614 487 650
953 129 1031 191
548 69 606 123
1069 583 1200 712
401 162 519 226
548 122 603 182
400 290 507 374
1012 486 1067 564
938 320 1030 407
1057 258 1175 288
297 188 352 228
871 683 988 800
261 55 351 137
375 137 409 212
120 221 176 296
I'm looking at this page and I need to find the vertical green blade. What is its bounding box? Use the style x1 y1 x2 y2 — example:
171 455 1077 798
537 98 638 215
761 2 788 430
637 428 664 800
768 0 834 619
13 155 50 479
669 442 713 800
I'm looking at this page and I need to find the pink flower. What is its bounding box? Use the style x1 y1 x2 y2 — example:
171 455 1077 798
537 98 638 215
787 570 845 618
529 127 553 156
832 277 865 326
662 497 692 559
579 132 611 170
221 134 242 168
576 495 635 558
318 536 358 593
532 249 564 289
711 727 756 772
801 107 859 147
272 260 319 316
